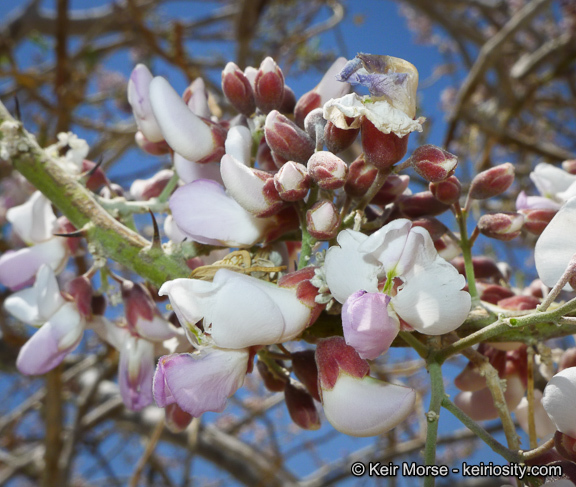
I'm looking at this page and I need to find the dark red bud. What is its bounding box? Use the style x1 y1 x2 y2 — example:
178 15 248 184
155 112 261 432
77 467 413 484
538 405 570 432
361 119 409 170
221 62 256 116
452 256 504 281
254 57 285 113
497 295 540 310
479 284 515 305
411 217 448 241
344 154 378 198
91 294 107 316
307 151 348 190
279 85 296 114
294 91 321 128
477 212 525 241
256 138 276 171
371 174 410 206
469 163 515 200
284 382 320 430
292 350 320 401
256 359 287 392
306 200 340 240
411 144 458 182
315 337 370 391
522 209 557 235
264 110 315 164
396 191 452 218
430 175 461 205
165 403 194 433
324 121 359 154
65 275 93 318
82 160 109 191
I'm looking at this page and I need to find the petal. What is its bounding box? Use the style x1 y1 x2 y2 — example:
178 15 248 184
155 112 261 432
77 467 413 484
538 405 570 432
224 126 252 166
173 153 223 185
535 197 576 288
185 77 211 119
149 77 215 161
0 239 68 291
392 256 470 335
516 191 561 211
515 390 556 439
342 291 399 360
158 348 249 417
315 57 350 103
16 303 84 375
127 64 164 143
543 367 576 438
119 336 155 411
530 163 576 199
6 191 57 244
169 180 272 247
324 230 380 303
321 373 415 437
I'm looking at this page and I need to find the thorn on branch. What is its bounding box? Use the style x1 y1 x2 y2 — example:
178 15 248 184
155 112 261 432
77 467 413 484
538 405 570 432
53 229 86 238
13 96 21 121
148 209 162 250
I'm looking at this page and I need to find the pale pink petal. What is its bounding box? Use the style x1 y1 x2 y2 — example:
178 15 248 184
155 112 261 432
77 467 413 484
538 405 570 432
324 230 380 303
149 77 215 161
342 291 399 360
16 303 84 375
543 367 576 438
516 191 561 211
119 336 155 411
515 390 556 439
321 374 415 437
535 197 576 288
127 64 164 143
186 78 211 119
0 238 68 290
169 180 272 247
224 126 252 165
531 163 576 198
155 348 249 416
316 57 350 103
163 215 187 243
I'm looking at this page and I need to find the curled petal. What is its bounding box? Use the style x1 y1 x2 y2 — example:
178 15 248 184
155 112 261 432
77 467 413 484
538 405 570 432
535 197 576 288
543 367 576 438
321 374 415 437
169 180 273 247
7 191 57 244
16 303 84 375
531 163 576 199
154 348 249 416
127 64 164 143
149 77 216 161
174 153 223 185
516 191 560 211
323 94 423 137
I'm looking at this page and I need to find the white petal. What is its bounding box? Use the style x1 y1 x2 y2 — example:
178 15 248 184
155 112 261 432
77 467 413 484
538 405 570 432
535 196 576 288
169 180 271 247
543 366 576 438
6 191 57 244
323 93 423 137
149 77 214 161
515 390 556 439
128 64 164 143
224 126 252 166
321 374 415 437
530 163 576 199
316 57 350 103
324 230 380 303
392 256 470 335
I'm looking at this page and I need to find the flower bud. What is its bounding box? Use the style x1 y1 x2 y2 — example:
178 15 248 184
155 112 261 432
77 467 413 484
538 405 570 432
563 159 576 175
274 161 310 201
410 145 457 182
122 281 175 341
307 151 348 190
130 169 174 201
91 294 107 316
81 160 109 192
277 267 325 324
183 77 211 119
315 337 370 390
135 131 171 155
479 284 515 305
304 108 326 147
306 200 340 240
294 91 321 128
555 431 576 463
344 155 378 198
324 121 359 154
411 217 448 241
371 174 409 205
64 275 93 319
256 138 276 171
452 256 503 281
165 403 194 433
469 162 515 200
361 119 409 170
254 57 285 113
497 295 540 310
221 62 256 116
430 175 461 205
291 350 320 401
264 110 315 164
396 191 451 218
522 208 557 235
257 359 287 392
477 212 525 241
285 381 320 430
279 85 296 114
